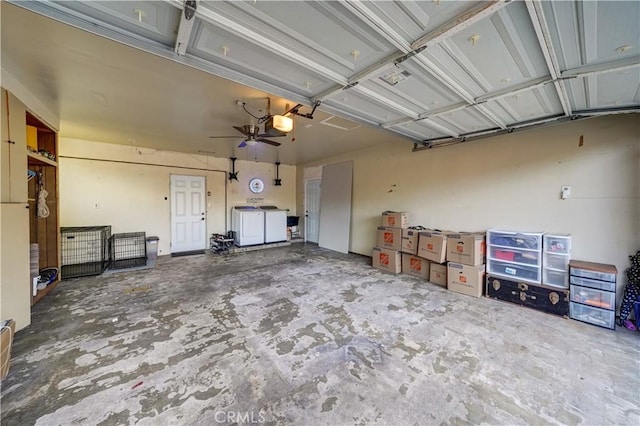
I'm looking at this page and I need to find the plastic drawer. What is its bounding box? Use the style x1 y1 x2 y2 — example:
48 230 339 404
570 302 615 329
488 230 542 251
569 267 616 283
488 260 540 284
543 269 569 288
490 246 540 266
544 253 570 270
544 234 571 255
569 275 616 292
570 285 615 310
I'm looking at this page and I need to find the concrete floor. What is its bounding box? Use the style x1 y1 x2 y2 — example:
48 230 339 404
1 244 638 425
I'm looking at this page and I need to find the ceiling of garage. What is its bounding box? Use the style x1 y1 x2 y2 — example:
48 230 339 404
2 1 639 165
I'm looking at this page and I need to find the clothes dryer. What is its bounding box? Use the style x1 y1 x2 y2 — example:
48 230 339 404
231 206 265 246
260 206 287 243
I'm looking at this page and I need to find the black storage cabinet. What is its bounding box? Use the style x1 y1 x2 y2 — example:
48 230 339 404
486 274 570 317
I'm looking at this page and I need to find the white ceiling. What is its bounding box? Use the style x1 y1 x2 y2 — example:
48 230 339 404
2 1 639 165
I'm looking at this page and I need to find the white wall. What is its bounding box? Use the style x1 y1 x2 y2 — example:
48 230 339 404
59 139 296 256
299 114 640 286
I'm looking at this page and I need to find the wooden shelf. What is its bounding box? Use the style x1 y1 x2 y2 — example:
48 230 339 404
27 152 57 167
32 279 60 305
26 111 60 307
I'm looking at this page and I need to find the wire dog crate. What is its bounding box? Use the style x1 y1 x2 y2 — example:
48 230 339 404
110 232 147 269
61 226 111 278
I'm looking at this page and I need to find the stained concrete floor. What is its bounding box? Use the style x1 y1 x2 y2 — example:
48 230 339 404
1 244 639 425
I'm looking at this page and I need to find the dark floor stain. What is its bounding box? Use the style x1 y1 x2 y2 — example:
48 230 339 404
399 384 408 396
258 298 300 336
321 396 338 412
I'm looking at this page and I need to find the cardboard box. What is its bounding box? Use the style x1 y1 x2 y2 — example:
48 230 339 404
377 227 402 251
430 262 447 287
26 125 38 151
401 229 420 255
381 211 408 228
372 247 401 274
1 319 16 380
417 231 448 263
446 233 486 266
402 254 430 279
447 262 485 297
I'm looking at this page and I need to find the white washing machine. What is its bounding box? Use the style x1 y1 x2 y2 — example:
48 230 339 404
232 206 265 246
260 206 288 243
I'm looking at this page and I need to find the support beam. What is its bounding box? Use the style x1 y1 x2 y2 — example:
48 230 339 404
413 113 577 151
562 55 640 79
174 0 198 56
525 0 572 116
412 57 508 129
352 86 420 120
418 118 461 138
343 1 411 52
572 106 640 116
194 6 348 86
475 75 553 104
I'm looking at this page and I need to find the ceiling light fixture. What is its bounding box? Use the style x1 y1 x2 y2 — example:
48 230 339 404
268 115 293 133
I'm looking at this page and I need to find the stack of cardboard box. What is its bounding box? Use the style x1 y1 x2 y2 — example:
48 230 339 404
371 211 407 274
371 214 486 298
446 233 486 297
401 227 430 279
417 231 448 287
0 319 15 380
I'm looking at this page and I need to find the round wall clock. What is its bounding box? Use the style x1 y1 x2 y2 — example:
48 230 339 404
249 178 265 193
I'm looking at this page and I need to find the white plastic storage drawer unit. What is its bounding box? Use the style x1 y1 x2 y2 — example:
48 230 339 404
570 302 615 330
487 230 543 285
570 285 616 311
569 275 616 292
542 234 571 288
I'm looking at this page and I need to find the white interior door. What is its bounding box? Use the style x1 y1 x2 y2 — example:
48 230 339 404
318 161 353 254
305 178 321 243
170 175 206 254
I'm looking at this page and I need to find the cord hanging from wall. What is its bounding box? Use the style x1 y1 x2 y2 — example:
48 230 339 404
36 171 50 218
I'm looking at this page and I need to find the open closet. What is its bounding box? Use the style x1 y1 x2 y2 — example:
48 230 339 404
26 112 60 304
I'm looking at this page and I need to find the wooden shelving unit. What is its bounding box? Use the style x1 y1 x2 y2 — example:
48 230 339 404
27 152 57 167
32 280 60 305
26 112 60 305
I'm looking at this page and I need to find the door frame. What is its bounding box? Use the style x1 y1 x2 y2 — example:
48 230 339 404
304 178 321 243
